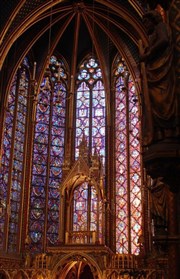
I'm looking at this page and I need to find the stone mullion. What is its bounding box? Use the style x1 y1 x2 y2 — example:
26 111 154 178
21 79 36 253
87 185 91 241
16 71 32 254
106 80 115 250
4 71 20 252
68 12 80 164
109 82 116 252
106 124 113 249
43 85 53 251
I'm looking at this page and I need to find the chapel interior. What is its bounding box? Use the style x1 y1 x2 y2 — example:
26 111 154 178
0 0 180 278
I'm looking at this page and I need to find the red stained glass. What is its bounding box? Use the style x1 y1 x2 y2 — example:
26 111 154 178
115 56 142 255
73 183 102 242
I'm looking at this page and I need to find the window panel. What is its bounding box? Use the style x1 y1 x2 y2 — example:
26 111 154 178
29 56 67 250
115 56 142 255
0 58 30 252
74 57 104 243
75 57 106 163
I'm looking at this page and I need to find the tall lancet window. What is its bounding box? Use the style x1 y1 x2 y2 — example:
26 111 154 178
75 57 106 162
29 56 67 251
114 56 142 255
73 56 105 244
0 58 30 252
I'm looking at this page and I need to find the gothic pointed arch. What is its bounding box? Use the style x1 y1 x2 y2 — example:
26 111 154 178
113 54 142 255
52 252 103 279
0 57 30 253
29 54 68 251
75 55 106 163
60 135 105 245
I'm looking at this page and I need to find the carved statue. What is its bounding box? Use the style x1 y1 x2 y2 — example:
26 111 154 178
150 177 168 233
140 9 177 146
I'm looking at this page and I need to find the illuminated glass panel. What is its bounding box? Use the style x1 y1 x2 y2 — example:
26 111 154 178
73 183 88 231
115 73 128 254
73 183 102 241
29 56 67 251
129 80 141 255
75 57 105 162
0 59 29 252
75 82 90 158
0 76 17 250
92 81 105 163
74 57 104 243
90 186 97 230
115 57 142 255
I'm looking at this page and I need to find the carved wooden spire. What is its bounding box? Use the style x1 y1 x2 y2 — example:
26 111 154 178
78 132 88 159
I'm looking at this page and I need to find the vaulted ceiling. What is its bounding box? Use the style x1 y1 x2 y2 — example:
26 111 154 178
0 0 149 101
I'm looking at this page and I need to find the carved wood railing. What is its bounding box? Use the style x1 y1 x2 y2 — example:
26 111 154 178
65 231 97 244
109 254 137 269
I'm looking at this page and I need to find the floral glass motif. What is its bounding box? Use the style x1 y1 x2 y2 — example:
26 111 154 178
75 57 105 162
29 55 67 251
115 57 142 255
0 58 29 252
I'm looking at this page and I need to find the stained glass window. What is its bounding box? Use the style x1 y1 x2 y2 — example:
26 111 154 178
73 183 100 231
73 183 88 231
73 182 102 243
73 57 105 244
115 56 142 255
0 58 30 252
29 55 67 251
75 57 105 162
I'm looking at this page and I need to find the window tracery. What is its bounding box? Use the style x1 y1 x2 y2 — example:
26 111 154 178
114 56 142 255
75 57 106 164
29 55 67 251
0 58 30 252
0 53 142 256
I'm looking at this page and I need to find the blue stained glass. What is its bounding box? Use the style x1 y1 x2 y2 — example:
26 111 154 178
47 224 58 234
0 65 30 252
30 232 42 243
35 123 49 133
35 133 48 144
30 55 66 249
52 115 65 126
37 113 49 123
49 188 59 199
50 56 57 64
11 202 20 211
49 211 59 221
11 191 20 202
50 166 61 176
32 175 46 185
31 209 44 219
49 179 60 187
32 186 45 196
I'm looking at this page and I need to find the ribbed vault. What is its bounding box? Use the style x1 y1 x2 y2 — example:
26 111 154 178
0 0 148 96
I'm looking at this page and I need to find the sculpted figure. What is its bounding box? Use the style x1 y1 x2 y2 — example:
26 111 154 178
150 177 168 233
140 10 177 145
